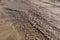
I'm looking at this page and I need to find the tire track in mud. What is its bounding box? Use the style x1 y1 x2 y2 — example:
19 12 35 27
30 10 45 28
0 0 60 40
4 6 60 40
4 8 48 40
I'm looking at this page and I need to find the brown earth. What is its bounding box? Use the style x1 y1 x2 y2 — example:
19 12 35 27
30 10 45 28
0 0 60 40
